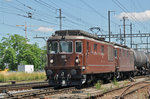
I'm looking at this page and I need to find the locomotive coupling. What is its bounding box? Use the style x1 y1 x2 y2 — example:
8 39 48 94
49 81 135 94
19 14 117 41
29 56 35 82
46 70 53 76
71 69 77 75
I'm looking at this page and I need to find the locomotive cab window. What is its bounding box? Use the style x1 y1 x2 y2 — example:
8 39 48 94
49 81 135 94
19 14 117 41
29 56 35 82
76 41 82 53
59 41 73 53
48 41 58 54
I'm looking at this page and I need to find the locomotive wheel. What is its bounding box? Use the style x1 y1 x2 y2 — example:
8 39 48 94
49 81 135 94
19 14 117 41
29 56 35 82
103 74 112 83
54 85 62 89
75 85 82 89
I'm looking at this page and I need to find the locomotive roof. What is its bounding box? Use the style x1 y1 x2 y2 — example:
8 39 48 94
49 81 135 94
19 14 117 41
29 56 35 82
52 30 130 49
55 30 100 41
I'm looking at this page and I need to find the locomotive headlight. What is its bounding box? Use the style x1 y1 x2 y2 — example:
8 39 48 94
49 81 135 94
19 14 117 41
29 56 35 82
71 69 77 75
75 59 80 64
47 70 53 76
50 59 54 64
82 66 85 70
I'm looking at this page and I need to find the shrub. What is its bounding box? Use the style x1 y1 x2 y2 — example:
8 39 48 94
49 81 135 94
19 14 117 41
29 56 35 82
112 78 118 85
94 80 102 90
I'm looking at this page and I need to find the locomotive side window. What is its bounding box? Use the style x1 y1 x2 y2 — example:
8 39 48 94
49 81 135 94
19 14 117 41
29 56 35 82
127 51 129 57
114 49 117 58
123 50 125 56
48 41 58 54
87 42 89 52
101 45 104 54
59 41 72 53
119 49 121 57
76 41 82 53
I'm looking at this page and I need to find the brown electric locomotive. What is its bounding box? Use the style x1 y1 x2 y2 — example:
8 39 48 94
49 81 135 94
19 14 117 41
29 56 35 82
45 30 148 87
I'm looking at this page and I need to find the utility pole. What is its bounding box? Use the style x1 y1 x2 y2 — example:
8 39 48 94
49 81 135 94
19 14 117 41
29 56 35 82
120 28 123 45
16 22 27 40
108 10 115 42
56 9 65 30
123 16 128 45
130 23 132 48
147 37 149 52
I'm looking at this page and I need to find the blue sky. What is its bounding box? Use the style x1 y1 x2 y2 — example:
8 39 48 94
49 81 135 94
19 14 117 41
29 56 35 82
0 0 150 49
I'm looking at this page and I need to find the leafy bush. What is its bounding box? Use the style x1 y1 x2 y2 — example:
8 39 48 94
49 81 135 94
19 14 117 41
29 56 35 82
112 78 118 85
112 78 120 88
94 80 102 90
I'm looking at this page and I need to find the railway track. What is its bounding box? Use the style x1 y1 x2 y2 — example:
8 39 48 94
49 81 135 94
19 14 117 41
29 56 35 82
0 76 149 99
0 81 49 93
47 76 150 99
117 81 150 99
85 78 150 99
1 87 76 99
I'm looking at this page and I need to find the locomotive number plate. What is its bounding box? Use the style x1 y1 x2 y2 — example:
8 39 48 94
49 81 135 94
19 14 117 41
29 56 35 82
61 55 66 59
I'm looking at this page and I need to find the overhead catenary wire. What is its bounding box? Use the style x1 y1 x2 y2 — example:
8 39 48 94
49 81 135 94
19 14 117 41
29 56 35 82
80 0 119 26
38 0 94 29
32 0 77 29
2 1 27 13
0 10 58 26
0 0 59 25
0 4 57 25
112 0 149 31
15 0 36 11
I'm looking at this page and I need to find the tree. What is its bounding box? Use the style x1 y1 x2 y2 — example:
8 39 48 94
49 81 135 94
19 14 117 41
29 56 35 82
0 34 46 71
0 43 5 70
3 47 17 70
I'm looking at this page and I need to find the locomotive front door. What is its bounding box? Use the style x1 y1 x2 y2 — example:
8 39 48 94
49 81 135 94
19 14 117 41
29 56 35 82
85 42 89 66
114 49 119 70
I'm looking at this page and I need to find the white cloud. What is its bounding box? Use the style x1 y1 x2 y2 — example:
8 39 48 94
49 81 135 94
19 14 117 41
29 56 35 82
36 27 54 32
116 10 150 21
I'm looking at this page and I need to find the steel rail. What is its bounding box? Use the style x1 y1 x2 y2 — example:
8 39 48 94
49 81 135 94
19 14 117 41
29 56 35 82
0 81 48 93
3 87 76 98
84 77 150 99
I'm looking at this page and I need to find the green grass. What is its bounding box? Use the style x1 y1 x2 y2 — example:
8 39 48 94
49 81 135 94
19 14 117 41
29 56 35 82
0 74 5 82
0 72 46 82
123 80 128 86
102 88 109 93
112 78 120 88
94 80 102 90
112 78 118 85
87 93 91 97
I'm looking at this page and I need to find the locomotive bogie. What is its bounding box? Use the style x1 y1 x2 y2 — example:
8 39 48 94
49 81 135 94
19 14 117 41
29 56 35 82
45 66 87 86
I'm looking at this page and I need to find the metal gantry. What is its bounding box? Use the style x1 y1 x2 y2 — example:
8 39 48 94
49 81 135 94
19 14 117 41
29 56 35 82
98 33 150 52
99 33 150 38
